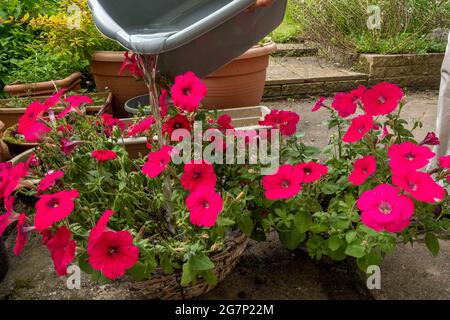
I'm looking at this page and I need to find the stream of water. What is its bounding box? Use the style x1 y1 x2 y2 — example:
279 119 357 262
136 54 175 233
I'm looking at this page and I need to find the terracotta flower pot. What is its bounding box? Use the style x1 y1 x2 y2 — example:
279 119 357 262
0 92 113 128
202 41 277 109
91 51 148 118
3 72 82 98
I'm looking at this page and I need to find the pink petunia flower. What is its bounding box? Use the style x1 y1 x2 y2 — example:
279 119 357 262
388 142 435 172
312 97 326 112
171 71 207 112
342 114 374 143
162 114 191 139
43 89 67 109
127 117 155 137
18 101 47 134
92 150 117 162
180 161 217 192
439 155 450 169
380 126 390 141
259 110 300 136
296 162 328 183
87 209 115 255
23 122 51 143
331 86 366 118
0 162 28 200
65 95 93 108
349 156 377 186
142 145 173 178
57 124 73 135
262 164 304 200
118 52 143 78
13 214 28 256
34 190 79 230
101 114 126 137
44 226 76 276
392 169 445 203
60 138 83 156
88 230 139 280
217 114 234 130
357 184 414 233
186 186 223 228
57 95 93 119
420 132 440 146
361 82 404 116
38 170 64 193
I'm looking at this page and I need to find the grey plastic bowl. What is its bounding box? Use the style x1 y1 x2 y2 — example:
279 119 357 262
124 94 152 116
88 0 287 77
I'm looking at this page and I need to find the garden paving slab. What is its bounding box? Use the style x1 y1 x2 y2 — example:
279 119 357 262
266 57 368 85
1 91 449 300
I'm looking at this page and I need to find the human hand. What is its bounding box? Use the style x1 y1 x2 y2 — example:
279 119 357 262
255 0 274 7
247 0 274 11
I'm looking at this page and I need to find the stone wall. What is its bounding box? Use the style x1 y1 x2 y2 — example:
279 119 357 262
357 53 444 89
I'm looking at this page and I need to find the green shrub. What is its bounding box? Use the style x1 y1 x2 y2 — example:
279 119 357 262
5 49 89 84
291 0 450 54
0 0 60 94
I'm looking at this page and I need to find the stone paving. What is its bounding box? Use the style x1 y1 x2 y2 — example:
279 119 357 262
265 56 369 100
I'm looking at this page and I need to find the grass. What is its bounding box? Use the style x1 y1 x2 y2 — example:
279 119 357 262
270 3 302 43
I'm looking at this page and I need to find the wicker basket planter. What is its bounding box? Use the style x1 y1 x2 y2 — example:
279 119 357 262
126 231 248 299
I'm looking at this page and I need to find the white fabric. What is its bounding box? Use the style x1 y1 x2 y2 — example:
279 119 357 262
433 32 450 165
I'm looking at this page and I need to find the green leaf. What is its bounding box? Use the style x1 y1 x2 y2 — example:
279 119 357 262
278 229 306 250
356 250 381 272
190 253 215 271
345 230 357 244
294 211 312 233
237 214 254 236
328 235 343 251
345 243 366 258
425 233 440 257
321 182 340 195
160 253 174 274
180 261 195 286
216 216 235 227
201 269 218 286
127 261 149 281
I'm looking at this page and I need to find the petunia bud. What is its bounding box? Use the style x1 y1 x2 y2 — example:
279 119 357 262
420 132 440 146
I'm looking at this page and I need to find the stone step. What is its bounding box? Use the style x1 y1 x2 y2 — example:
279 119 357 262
272 43 318 57
264 56 369 99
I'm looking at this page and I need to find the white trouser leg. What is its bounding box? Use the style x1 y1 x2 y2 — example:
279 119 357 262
433 32 450 165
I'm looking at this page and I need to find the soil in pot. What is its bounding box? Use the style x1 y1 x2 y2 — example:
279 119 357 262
2 125 37 156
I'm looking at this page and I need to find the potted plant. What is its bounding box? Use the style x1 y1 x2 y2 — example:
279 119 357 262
1 90 113 155
202 38 277 109
0 90 112 128
244 83 450 271
0 72 260 298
